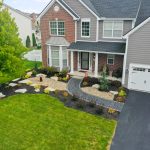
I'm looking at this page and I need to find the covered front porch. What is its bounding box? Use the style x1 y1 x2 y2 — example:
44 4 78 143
68 41 125 80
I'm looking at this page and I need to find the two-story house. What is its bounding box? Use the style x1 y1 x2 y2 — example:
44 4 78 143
39 0 150 93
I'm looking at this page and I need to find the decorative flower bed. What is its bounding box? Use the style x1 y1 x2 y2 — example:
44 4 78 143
0 79 120 120
81 76 128 103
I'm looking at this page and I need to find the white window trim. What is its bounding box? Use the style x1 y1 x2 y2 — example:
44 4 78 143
103 20 123 39
81 18 91 38
49 20 65 36
107 54 115 65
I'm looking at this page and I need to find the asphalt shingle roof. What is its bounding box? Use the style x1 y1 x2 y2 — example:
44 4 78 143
59 0 80 19
81 0 141 18
135 0 150 26
68 41 125 54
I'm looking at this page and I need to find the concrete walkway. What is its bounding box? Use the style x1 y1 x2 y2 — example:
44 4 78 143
67 77 124 112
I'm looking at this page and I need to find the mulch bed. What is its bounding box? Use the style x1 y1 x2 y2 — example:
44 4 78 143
81 77 120 92
0 81 120 120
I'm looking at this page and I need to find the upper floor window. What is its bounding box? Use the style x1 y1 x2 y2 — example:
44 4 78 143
103 21 123 38
50 21 65 36
81 18 90 37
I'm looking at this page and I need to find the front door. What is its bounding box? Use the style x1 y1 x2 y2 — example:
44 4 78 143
81 52 89 70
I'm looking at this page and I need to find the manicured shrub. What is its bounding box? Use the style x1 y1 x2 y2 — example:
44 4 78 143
63 91 69 97
44 89 50 94
118 86 126 92
37 44 41 49
100 65 109 75
26 36 31 48
71 95 78 101
34 84 41 90
24 74 31 79
32 70 37 76
38 67 58 77
32 33 37 47
76 101 85 109
87 77 99 86
108 108 117 114
26 81 33 85
95 106 103 115
112 68 123 78
99 65 109 92
111 80 122 88
118 90 127 97
57 69 68 78
115 96 126 103
88 100 96 108
82 81 88 87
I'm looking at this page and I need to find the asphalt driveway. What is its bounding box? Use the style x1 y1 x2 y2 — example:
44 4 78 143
111 90 150 150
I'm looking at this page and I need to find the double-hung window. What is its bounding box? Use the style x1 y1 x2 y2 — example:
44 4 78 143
81 18 90 37
50 21 65 36
107 54 115 65
51 46 60 67
103 21 123 38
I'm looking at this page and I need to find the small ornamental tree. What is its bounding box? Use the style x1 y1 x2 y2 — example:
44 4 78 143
32 33 37 47
0 4 27 76
26 36 31 48
99 65 109 92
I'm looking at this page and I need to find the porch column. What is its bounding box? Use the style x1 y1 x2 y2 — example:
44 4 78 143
59 46 63 71
70 51 74 73
48 45 52 66
95 52 98 77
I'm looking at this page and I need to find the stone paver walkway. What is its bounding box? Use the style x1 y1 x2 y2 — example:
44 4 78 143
67 77 124 112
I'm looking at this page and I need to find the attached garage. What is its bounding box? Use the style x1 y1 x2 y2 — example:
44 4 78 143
128 64 150 93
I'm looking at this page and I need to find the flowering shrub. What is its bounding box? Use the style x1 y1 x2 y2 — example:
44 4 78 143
108 108 117 114
25 74 31 79
44 89 50 94
26 81 32 85
63 91 69 97
34 84 41 90
118 90 127 97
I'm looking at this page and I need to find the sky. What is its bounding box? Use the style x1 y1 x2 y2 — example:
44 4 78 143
4 0 51 13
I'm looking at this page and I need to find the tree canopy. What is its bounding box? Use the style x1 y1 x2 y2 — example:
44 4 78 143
0 3 27 76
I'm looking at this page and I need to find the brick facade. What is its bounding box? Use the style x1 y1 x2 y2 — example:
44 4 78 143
92 53 124 73
98 54 124 72
40 2 75 67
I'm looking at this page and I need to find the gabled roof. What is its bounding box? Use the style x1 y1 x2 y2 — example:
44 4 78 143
39 0 79 20
68 41 125 54
135 0 150 27
124 0 150 38
3 3 32 19
82 0 141 19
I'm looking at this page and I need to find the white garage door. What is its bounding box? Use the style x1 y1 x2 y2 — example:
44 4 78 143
128 64 150 92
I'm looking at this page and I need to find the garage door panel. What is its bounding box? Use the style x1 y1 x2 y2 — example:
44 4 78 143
129 64 150 93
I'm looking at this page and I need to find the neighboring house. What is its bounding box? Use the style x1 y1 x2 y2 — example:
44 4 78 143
39 0 150 93
3 3 33 45
30 13 41 46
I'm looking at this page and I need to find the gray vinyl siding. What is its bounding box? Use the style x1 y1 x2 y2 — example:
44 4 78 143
99 20 132 41
125 20 150 86
63 0 97 41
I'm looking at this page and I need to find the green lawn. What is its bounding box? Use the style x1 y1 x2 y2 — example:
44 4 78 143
0 60 42 84
23 60 42 70
0 94 116 150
